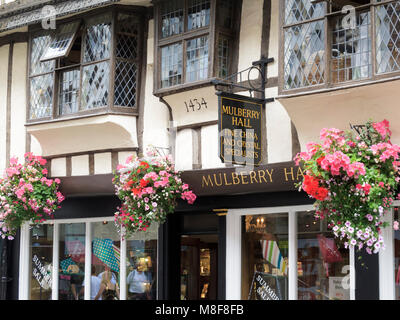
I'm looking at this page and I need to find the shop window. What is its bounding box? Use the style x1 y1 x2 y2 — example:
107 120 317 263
28 7 144 122
282 0 400 91
126 223 158 300
30 225 53 300
25 219 158 300
242 213 289 300
58 223 86 300
297 211 350 300
155 0 241 91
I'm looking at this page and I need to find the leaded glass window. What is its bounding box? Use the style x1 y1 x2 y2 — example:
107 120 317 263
376 1 400 74
217 35 230 78
29 33 55 119
114 13 141 108
284 21 325 89
83 13 112 63
161 43 183 88
40 21 81 62
331 11 371 83
186 36 209 82
187 0 210 31
161 0 184 38
81 61 110 110
28 8 143 122
157 0 240 90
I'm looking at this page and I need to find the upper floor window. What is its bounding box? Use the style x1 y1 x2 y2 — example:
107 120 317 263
28 8 144 121
282 0 400 92
155 0 241 92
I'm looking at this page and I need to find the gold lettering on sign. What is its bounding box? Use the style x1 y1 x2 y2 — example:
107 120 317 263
240 172 249 185
297 167 304 180
232 172 240 185
223 173 232 186
202 175 214 188
249 171 258 184
213 173 223 187
284 167 295 181
258 170 269 184
265 169 274 183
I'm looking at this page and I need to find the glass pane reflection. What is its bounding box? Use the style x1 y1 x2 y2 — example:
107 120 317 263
126 223 158 300
30 224 53 300
297 211 350 300
58 223 85 300
90 221 121 300
242 213 288 300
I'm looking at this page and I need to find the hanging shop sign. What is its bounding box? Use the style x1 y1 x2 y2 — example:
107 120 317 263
180 161 304 197
217 92 263 165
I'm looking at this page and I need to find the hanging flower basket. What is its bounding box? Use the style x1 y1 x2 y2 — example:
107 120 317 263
113 149 197 237
294 120 400 254
0 153 65 240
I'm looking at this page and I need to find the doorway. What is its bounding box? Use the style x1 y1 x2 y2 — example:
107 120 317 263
180 234 218 300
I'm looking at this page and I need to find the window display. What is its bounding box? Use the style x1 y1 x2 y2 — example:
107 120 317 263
297 211 350 300
126 223 158 300
30 225 53 300
58 223 85 300
242 213 288 300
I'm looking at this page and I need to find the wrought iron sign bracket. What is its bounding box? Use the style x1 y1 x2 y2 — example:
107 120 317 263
212 56 275 105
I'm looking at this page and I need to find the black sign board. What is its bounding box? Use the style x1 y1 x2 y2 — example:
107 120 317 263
217 92 263 165
248 271 287 300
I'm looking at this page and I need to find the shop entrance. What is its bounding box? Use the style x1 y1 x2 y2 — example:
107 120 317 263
180 234 218 300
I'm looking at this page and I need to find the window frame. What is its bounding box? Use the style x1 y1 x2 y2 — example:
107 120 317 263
226 204 356 300
279 0 400 96
27 5 146 125
153 0 241 96
18 216 160 300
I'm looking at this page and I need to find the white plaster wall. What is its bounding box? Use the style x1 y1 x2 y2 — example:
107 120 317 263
237 0 263 80
94 152 112 174
71 155 89 176
175 129 193 171
118 151 136 165
0 44 9 175
265 87 292 163
267 0 279 78
9 42 27 163
142 19 170 152
30 134 42 155
201 124 225 169
51 158 67 177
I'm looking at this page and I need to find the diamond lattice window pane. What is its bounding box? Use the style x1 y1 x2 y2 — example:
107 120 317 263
331 11 371 83
30 34 54 75
285 0 325 25
40 21 81 62
376 2 400 74
114 61 137 107
59 68 80 115
116 34 138 60
83 14 112 62
30 74 53 119
81 61 109 110
284 21 325 89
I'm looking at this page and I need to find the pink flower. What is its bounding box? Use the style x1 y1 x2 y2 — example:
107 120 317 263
394 221 399 231
45 179 53 187
54 178 60 184
373 119 391 140
42 168 48 175
10 157 18 165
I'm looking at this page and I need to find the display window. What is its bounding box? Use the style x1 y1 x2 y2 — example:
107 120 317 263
20 217 158 300
227 205 355 300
